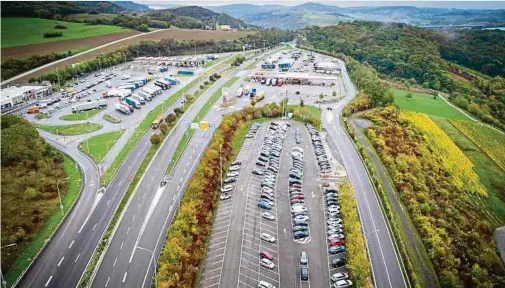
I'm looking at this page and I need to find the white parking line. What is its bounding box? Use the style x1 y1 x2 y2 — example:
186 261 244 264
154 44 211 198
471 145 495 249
45 276 53 287
57 256 64 267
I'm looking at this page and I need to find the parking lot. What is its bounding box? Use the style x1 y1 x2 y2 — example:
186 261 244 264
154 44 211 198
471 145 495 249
201 118 359 288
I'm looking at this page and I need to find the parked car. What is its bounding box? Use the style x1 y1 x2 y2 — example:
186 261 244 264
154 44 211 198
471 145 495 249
333 279 353 288
260 251 273 260
262 212 275 221
331 272 349 282
300 251 308 265
260 258 275 269
300 266 309 281
258 280 276 288
258 201 272 210
220 193 231 200
332 258 346 268
261 233 276 243
329 245 346 254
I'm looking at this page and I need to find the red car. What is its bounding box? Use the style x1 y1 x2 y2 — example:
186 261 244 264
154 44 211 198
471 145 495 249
291 194 305 200
260 251 273 260
290 184 302 189
329 239 346 247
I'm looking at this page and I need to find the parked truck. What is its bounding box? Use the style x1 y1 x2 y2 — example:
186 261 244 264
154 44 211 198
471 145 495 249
131 95 146 105
236 87 243 98
177 70 194 76
250 88 257 97
115 103 131 115
104 88 131 98
165 77 178 85
120 101 134 112
254 91 265 102
152 115 164 129
117 84 136 91
71 100 106 113
124 97 141 109
154 79 170 90
261 63 275 69
27 106 40 114
138 90 153 101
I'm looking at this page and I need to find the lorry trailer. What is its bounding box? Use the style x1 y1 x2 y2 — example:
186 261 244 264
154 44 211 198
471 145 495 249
115 103 131 115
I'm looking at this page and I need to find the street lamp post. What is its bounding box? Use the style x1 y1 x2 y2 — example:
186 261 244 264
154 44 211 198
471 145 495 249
56 177 70 215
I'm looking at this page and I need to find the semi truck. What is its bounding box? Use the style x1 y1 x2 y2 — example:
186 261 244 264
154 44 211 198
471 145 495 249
124 97 141 109
115 103 131 115
120 101 134 112
71 100 107 113
165 77 178 85
103 88 131 98
261 63 275 69
154 80 170 90
138 90 153 101
131 95 146 104
27 106 40 114
177 70 194 76
117 84 136 91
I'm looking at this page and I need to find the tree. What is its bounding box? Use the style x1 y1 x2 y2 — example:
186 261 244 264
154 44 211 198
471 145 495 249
159 123 169 135
174 107 184 115
150 133 162 145
300 99 305 107
165 113 177 125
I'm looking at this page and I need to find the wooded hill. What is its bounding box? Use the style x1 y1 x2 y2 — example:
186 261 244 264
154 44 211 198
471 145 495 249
301 21 505 130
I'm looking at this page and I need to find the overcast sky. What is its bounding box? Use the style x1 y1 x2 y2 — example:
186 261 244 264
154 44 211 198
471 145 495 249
139 1 505 9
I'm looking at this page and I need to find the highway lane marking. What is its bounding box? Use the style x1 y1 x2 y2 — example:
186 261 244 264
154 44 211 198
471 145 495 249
123 272 128 283
93 223 98 231
132 214 136 221
127 226 131 235
105 276 110 287
68 240 75 249
107 199 111 206
180 176 183 182
57 256 65 267
120 241 124 250
113 257 118 267
45 276 53 287
75 253 80 263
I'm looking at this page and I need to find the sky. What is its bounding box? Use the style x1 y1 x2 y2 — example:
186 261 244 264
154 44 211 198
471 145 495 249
139 1 505 9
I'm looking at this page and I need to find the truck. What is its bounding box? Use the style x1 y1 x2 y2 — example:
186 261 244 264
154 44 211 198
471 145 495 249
103 88 131 98
124 97 141 109
261 63 275 69
152 115 164 129
165 77 178 85
120 101 134 112
27 106 40 114
131 94 146 105
117 84 136 91
115 103 131 115
177 70 194 76
142 86 159 96
138 90 153 101
71 100 106 113
236 87 243 98
254 91 265 102
250 88 257 98
154 80 170 90
243 85 250 96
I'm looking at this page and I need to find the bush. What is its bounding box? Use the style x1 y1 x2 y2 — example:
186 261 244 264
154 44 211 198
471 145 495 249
173 107 184 115
199 84 205 89
54 24 67 29
204 81 210 85
150 133 162 145
214 73 221 79
43 32 62 38
159 123 169 135
165 113 177 125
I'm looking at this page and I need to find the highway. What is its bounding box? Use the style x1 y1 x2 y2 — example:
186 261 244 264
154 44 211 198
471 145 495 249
14 57 238 288
322 57 408 288
90 52 279 287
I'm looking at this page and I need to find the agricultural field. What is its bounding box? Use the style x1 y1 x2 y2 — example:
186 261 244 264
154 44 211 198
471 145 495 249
390 88 469 120
1 17 131 48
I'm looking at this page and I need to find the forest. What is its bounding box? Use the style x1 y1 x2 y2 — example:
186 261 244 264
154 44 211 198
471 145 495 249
301 21 505 130
0 115 69 272
362 107 505 287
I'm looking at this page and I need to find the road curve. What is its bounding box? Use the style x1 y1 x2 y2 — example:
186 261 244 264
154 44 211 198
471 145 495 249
322 57 408 288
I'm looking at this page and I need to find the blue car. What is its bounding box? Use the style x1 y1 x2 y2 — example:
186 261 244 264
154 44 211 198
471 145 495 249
258 201 272 210
294 231 309 239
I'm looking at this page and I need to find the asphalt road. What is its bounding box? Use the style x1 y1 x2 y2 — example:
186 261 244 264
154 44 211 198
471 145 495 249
90 50 279 288
13 56 238 288
321 57 408 288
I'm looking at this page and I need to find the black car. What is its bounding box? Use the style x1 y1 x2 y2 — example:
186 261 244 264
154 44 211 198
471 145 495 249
294 231 309 239
333 258 347 268
300 266 309 281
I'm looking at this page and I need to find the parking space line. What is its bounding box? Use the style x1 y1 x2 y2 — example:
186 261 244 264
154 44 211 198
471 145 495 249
238 281 256 288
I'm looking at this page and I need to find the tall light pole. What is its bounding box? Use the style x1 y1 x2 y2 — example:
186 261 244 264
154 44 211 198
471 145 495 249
1 243 17 288
56 177 70 215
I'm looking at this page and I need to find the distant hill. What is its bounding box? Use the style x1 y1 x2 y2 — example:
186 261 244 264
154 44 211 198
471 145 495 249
150 6 252 29
208 2 505 29
114 1 150 11
0 1 125 17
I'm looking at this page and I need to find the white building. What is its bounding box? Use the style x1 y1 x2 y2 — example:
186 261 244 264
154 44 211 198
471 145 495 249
314 61 341 74
1 84 53 109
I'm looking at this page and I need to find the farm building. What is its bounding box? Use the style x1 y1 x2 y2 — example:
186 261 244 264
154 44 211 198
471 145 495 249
314 61 341 74
1 84 53 109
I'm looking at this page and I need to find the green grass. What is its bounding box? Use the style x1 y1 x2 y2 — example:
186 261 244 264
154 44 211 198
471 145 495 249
79 130 124 163
432 118 505 226
59 109 103 121
65 13 117 22
102 114 121 124
37 123 102 135
4 155 81 287
203 60 215 68
390 88 469 120
1 17 130 48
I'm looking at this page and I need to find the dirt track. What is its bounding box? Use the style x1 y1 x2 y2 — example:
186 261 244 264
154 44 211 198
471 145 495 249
5 29 249 84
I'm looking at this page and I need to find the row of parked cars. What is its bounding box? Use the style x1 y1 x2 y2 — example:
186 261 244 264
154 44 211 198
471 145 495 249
221 161 242 200
323 185 353 288
289 146 310 240
306 124 331 174
259 77 284 87
247 123 261 138
254 122 289 288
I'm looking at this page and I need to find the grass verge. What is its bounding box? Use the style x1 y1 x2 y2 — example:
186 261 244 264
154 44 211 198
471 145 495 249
37 123 102 135
102 114 121 124
4 155 82 287
60 109 103 121
78 130 124 163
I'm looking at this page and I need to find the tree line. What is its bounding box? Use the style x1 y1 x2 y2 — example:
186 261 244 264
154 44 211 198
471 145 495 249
301 21 505 130
1 115 69 272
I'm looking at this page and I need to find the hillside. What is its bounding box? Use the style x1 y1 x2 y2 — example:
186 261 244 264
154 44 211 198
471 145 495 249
0 1 126 17
159 6 251 29
114 1 150 11
301 21 505 128
208 2 505 29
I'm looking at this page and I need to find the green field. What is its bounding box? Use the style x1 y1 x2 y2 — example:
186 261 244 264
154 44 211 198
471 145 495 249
1 17 130 48
60 109 103 121
79 130 124 163
37 123 102 135
391 88 469 120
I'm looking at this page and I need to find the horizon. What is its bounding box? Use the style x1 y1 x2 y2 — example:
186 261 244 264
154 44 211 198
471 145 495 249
138 1 505 9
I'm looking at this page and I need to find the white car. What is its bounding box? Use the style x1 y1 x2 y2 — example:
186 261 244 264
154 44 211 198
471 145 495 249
260 258 275 269
331 272 349 282
220 193 231 200
262 212 275 221
327 218 342 225
229 165 240 171
261 233 276 243
294 215 309 222
334 279 353 288
291 206 307 213
227 171 239 177
328 234 345 241
258 280 276 288
221 185 233 193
